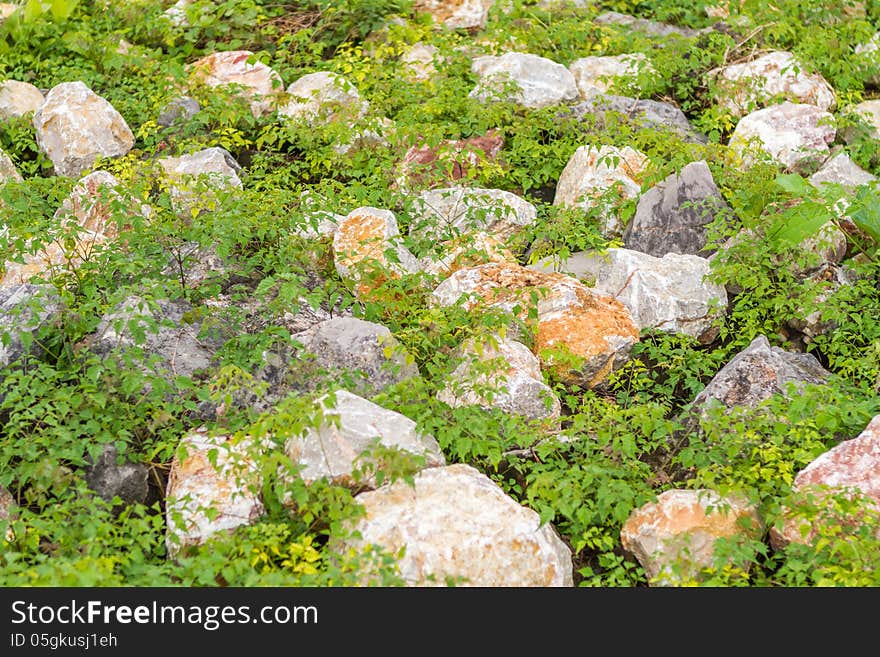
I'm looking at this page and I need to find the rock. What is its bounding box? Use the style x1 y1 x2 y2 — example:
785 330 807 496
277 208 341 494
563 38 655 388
163 0 190 27
769 415 880 550
278 71 368 126
728 101 836 173
84 296 219 380
33 81 134 178
809 150 876 188
409 186 536 244
156 96 201 127
158 146 243 217
568 53 658 97
621 488 763 585
713 51 836 118
688 335 831 416
787 264 858 341
401 42 442 81
0 3 17 20
0 283 63 368
189 50 283 118
332 206 421 298
53 170 147 240
283 389 445 490
395 130 504 191
431 262 640 388
414 0 494 30
422 231 516 278
469 52 580 109
0 148 21 183
84 444 149 507
0 238 106 288
623 160 730 257
165 428 265 558
531 248 728 342
290 316 420 395
564 93 707 144
0 80 45 119
338 463 573 586
437 333 561 422
0 484 16 541
553 144 649 238
594 11 702 38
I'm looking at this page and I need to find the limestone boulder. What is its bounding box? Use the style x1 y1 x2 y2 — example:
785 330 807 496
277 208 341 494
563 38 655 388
553 145 649 238
395 130 504 192
0 80 45 119
401 43 442 81
0 283 63 368
283 390 445 490
410 186 536 245
623 160 729 257
568 53 658 97
339 463 573 586
165 429 265 558
469 52 580 109
713 51 836 117
414 0 494 30
688 335 831 416
158 146 243 217
33 81 134 178
278 71 368 126
728 101 836 173
189 50 283 118
0 148 21 183
531 248 727 343
438 333 561 422
621 489 764 585
431 262 640 388
769 415 880 550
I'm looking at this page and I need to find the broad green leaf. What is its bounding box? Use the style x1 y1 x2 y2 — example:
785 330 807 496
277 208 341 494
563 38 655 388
766 201 831 246
849 186 880 246
23 0 46 23
775 173 816 198
50 0 79 21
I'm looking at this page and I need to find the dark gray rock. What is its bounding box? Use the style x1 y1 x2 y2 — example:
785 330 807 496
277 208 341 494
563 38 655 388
623 160 730 257
565 94 707 144
157 96 201 128
85 444 149 507
688 335 831 416
0 283 63 368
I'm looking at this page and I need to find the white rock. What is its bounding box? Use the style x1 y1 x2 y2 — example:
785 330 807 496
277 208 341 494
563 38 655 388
401 43 442 81
189 50 284 118
728 101 835 172
33 81 134 178
0 148 21 183
410 186 537 243
279 71 368 126
158 146 243 217
531 248 727 342
284 390 445 490
568 53 658 97
339 463 573 586
415 0 495 30
438 334 561 422
0 80 45 119
714 51 836 117
553 145 649 238
469 52 580 109
165 429 265 558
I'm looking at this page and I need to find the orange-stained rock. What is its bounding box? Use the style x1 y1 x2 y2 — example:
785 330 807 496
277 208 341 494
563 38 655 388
1 233 108 288
621 488 764 585
769 414 880 550
423 232 516 278
431 262 639 387
332 207 421 300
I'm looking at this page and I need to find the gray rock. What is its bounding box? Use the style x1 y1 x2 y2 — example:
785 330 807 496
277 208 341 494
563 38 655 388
157 96 201 127
283 389 445 490
85 444 149 507
291 316 420 395
0 283 63 368
809 150 876 188
0 147 20 183
564 94 707 144
623 160 730 257
84 296 219 380
594 11 702 38
689 335 831 415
